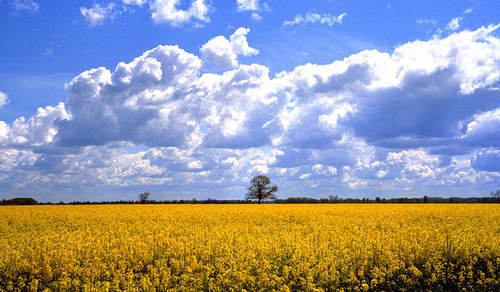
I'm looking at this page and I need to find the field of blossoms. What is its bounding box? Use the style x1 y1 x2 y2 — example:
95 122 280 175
0 204 498 291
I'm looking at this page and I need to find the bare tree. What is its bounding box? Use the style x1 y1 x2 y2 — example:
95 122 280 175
139 192 151 203
490 190 500 199
246 175 278 203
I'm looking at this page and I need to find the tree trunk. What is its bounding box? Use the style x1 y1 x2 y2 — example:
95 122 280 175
258 197 262 204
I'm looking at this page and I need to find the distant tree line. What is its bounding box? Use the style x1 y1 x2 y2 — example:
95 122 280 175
22 199 254 205
2 195 500 205
275 195 500 204
0 197 38 205
2 188 500 205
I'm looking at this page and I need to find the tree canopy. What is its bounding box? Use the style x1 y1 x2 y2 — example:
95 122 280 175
139 192 151 203
0 197 38 205
246 175 278 203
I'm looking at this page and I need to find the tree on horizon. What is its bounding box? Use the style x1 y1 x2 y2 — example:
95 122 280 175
139 192 151 203
246 175 278 204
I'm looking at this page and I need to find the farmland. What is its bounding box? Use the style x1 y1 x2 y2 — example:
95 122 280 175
0 204 499 291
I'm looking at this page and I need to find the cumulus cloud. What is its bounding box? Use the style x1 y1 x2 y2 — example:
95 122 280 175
340 148 495 191
56 45 202 147
235 0 270 20
200 37 235 68
26 24 500 154
311 164 337 177
200 27 259 68
10 0 39 12
150 0 210 26
283 12 347 27
323 24 500 149
2 24 500 199
447 17 463 31
462 108 500 147
79 0 210 27
230 28 259 56
236 0 259 11
0 91 8 108
80 3 117 27
0 103 70 146
472 150 500 172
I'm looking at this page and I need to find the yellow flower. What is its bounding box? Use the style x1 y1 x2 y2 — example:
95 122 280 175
0 204 497 291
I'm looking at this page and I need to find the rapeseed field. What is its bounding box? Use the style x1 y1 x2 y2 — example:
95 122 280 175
0 204 498 291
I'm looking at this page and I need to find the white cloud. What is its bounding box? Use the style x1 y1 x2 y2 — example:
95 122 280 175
235 0 270 19
188 160 203 169
230 27 259 56
284 12 347 27
312 164 337 177
0 148 38 175
150 0 210 26
340 148 497 191
56 45 202 148
79 0 209 27
462 108 500 147
200 27 259 68
472 149 500 172
0 91 8 108
416 18 436 26
48 24 500 153
2 24 500 199
80 3 117 27
299 173 311 179
0 103 70 146
122 0 147 6
11 0 39 12
0 123 9 148
200 36 236 68
463 8 473 15
251 12 262 21
236 0 259 11
447 17 463 31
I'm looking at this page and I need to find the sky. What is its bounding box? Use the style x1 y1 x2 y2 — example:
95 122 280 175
0 0 499 202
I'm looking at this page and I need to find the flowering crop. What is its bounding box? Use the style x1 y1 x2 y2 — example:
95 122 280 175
0 204 498 291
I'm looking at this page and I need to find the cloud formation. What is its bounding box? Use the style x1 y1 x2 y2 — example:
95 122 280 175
10 0 39 12
0 91 7 108
284 12 347 27
472 150 500 172
200 27 259 68
236 0 259 11
1 24 500 200
150 0 210 26
235 0 270 20
0 103 70 146
416 18 436 26
447 17 463 31
56 45 201 147
122 0 147 5
80 3 118 27
79 0 210 27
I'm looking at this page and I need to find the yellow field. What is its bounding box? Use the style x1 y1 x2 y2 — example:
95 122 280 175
0 204 498 291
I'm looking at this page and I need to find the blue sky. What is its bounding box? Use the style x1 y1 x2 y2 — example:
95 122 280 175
0 0 499 202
